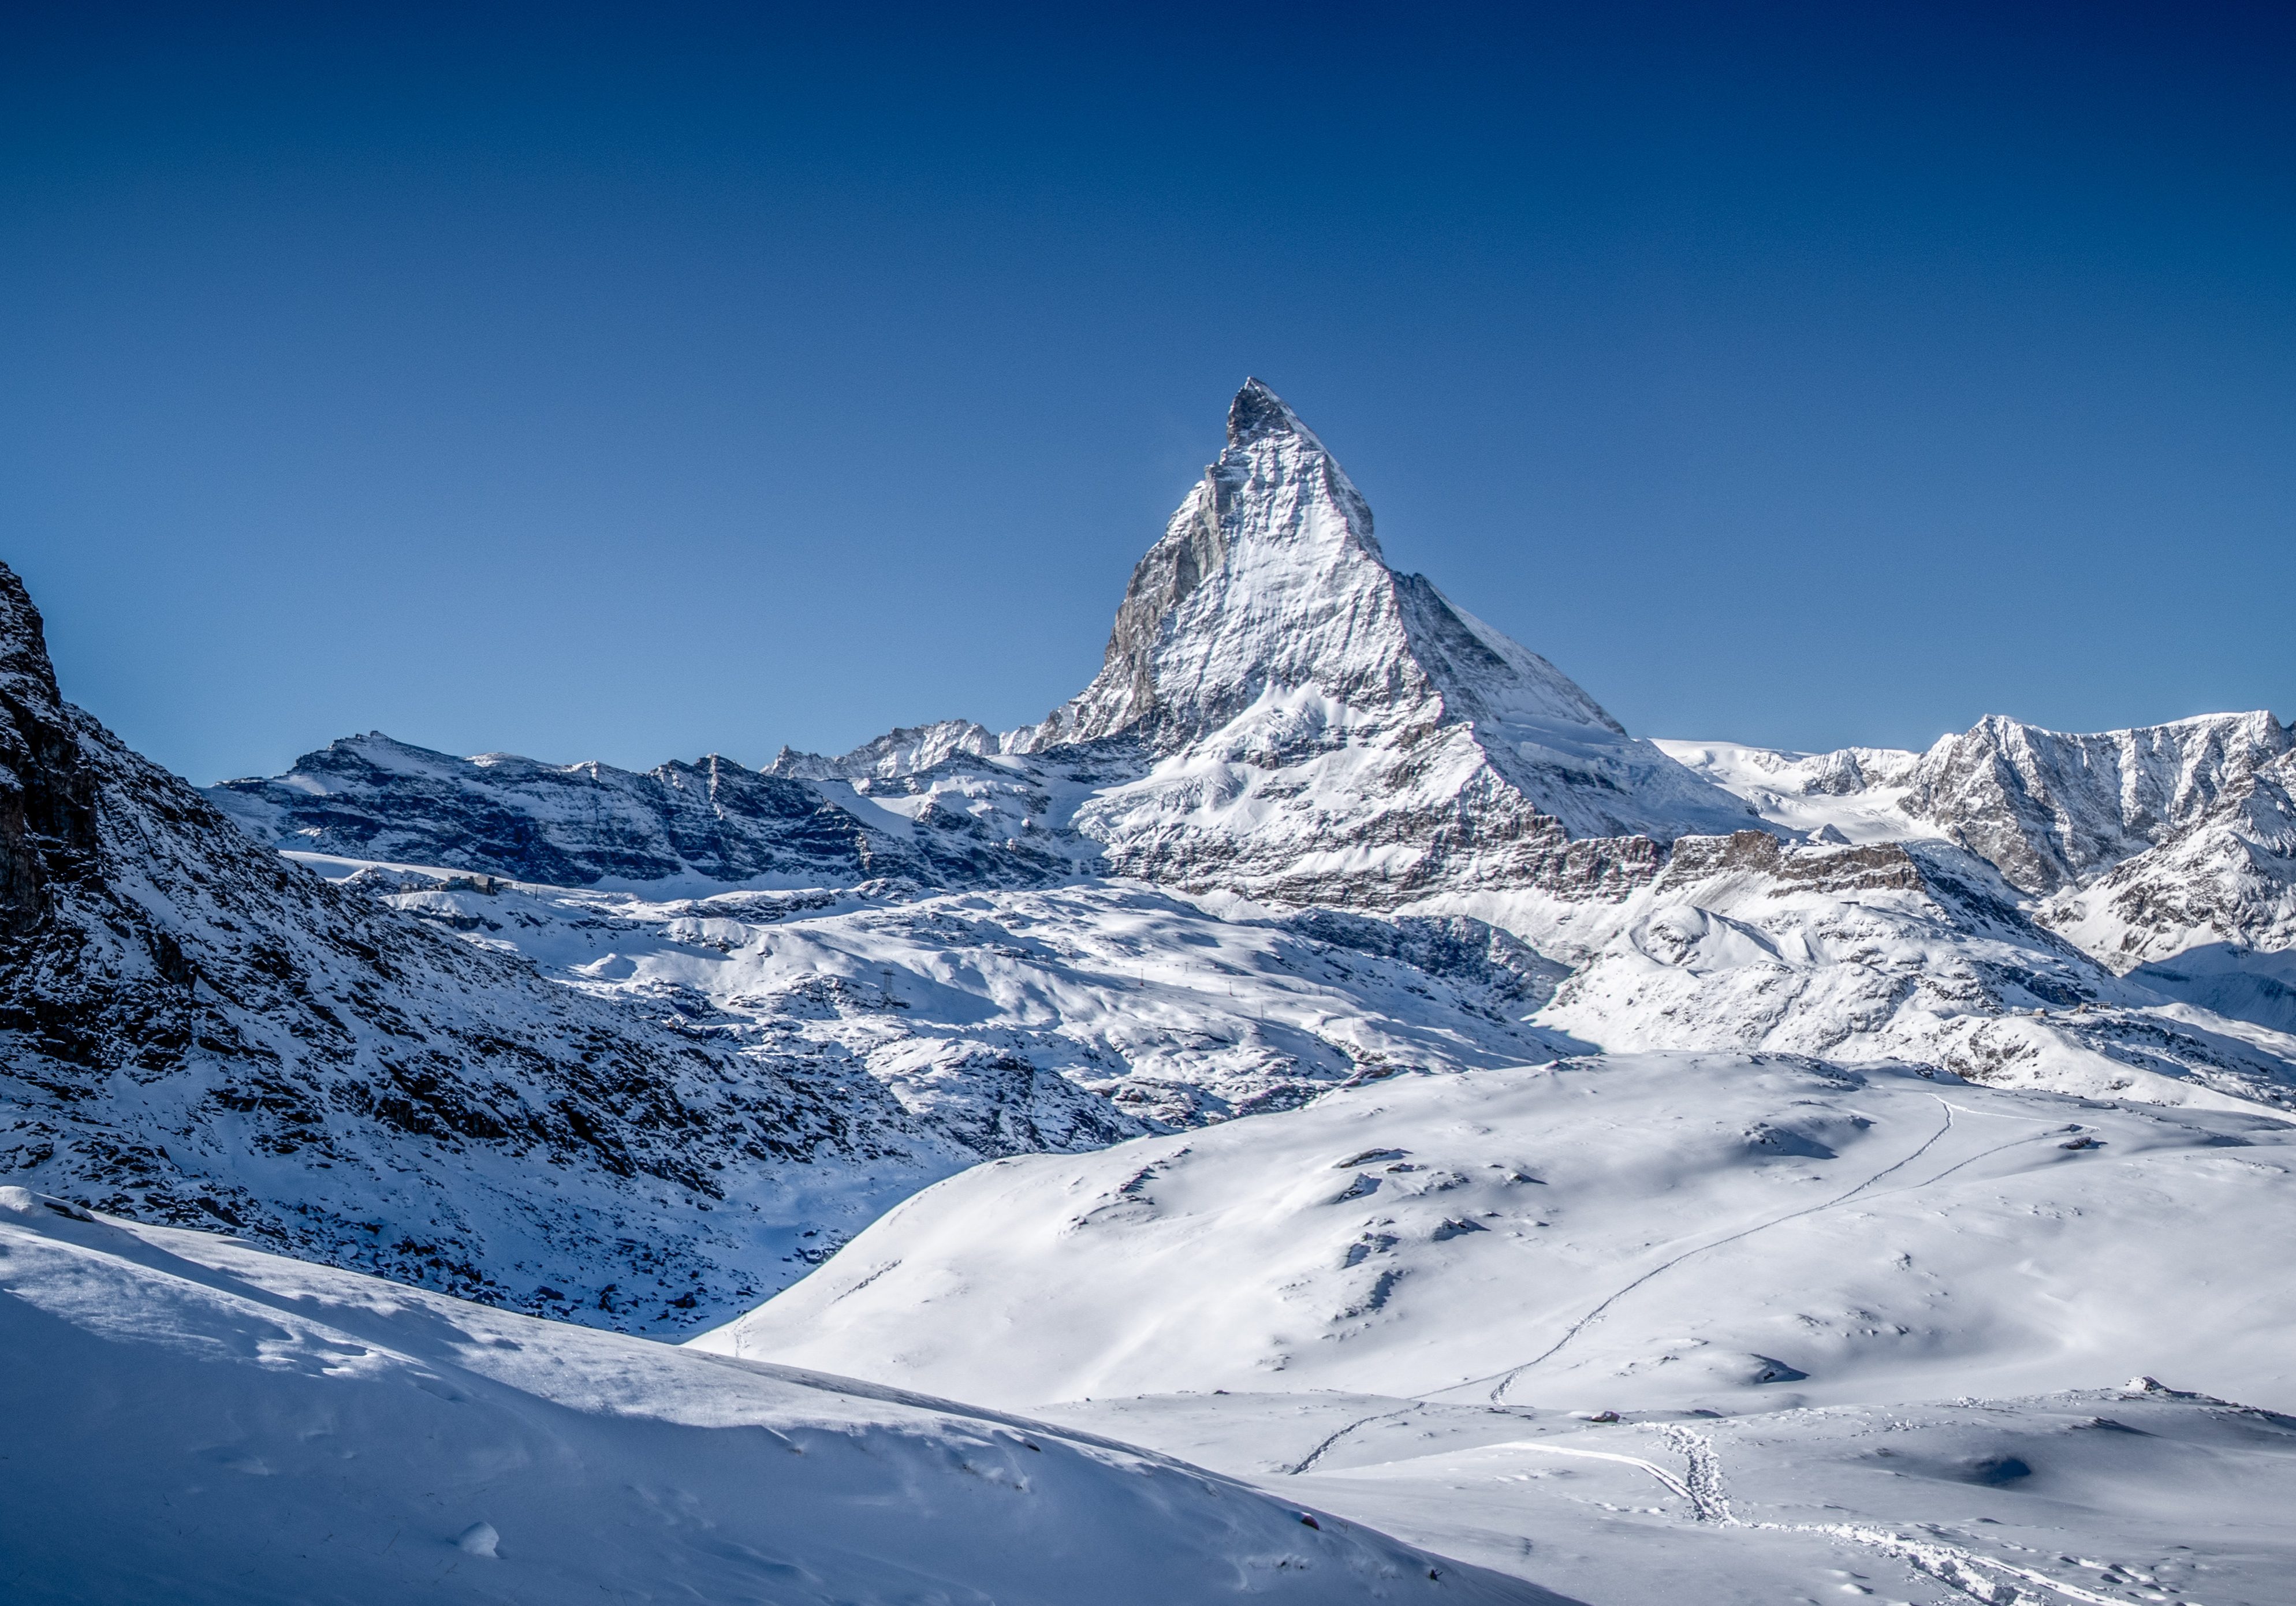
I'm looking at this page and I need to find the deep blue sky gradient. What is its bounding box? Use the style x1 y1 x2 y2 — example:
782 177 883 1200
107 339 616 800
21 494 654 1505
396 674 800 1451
5 2 2293 782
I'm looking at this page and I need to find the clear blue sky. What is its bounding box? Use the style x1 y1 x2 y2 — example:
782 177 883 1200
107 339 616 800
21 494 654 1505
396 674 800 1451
6 2 2292 783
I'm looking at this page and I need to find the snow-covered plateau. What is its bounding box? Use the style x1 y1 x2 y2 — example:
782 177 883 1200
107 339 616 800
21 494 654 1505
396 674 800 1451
8 379 2296 1600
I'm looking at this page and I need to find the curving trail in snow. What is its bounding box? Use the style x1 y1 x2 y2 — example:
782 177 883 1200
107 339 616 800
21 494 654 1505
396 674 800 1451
1449 1095 1964 1405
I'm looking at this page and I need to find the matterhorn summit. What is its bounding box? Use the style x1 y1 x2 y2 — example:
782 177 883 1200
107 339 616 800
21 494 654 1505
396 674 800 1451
1008 378 1755 902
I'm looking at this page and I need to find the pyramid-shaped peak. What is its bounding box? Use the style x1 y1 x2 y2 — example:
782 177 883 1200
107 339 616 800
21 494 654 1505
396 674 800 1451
1225 378 1317 450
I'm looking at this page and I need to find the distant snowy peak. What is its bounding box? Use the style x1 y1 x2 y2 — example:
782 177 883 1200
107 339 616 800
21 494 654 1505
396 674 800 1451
1661 713 2296 1006
213 729 1079 891
766 720 999 782
1667 711 2295 890
983 378 1755 871
1904 709 2293 895
1016 377 1629 755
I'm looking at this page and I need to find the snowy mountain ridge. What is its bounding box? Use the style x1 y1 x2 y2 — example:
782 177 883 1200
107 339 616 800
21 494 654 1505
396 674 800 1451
202 382 2296 1126
0 560 971 1332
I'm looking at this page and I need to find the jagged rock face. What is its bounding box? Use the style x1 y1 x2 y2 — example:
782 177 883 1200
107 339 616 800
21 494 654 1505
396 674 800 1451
0 574 97 933
2041 747 2296 986
0 564 958 1331
214 732 1084 890
1903 711 2293 895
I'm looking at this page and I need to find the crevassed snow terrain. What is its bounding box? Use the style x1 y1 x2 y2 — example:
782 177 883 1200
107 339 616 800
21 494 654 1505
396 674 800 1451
0 1186 1547 1605
705 1053 2296 1604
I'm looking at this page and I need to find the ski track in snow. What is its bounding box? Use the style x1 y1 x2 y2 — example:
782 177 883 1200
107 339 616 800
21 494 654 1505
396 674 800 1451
1453 1095 1965 1406
1295 1094 2023 1474
1285 1404 1424 1476
1630 1424 2131 1606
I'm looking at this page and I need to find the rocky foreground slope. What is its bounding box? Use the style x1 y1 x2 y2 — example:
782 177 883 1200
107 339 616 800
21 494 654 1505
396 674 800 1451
0 560 964 1329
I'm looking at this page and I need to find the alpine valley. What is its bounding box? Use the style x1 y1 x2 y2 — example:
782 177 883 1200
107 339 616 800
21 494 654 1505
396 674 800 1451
7 382 2295 1604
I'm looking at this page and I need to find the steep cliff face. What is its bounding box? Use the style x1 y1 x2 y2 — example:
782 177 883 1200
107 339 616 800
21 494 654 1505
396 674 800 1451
1901 710 2293 895
0 562 959 1332
0 570 98 934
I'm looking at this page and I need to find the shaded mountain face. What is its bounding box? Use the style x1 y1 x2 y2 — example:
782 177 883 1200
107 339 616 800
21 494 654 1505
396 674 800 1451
212 731 1093 891
0 562 960 1332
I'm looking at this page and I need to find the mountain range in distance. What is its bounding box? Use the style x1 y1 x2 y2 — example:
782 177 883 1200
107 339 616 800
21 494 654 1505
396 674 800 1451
7 379 2295 1604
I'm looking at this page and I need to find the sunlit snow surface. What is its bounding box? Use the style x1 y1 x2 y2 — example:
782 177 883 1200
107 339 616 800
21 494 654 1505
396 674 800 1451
703 1053 2296 1605
292 854 1568 1140
0 1185 1545 1605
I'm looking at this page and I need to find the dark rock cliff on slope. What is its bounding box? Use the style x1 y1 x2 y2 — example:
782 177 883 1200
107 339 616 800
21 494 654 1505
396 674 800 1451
0 561 959 1331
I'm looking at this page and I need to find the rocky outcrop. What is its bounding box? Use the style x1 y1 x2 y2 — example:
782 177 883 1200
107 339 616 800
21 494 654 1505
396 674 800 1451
0 562 959 1332
0 571 97 933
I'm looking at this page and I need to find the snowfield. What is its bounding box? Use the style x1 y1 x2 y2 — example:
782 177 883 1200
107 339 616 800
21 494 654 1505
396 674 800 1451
0 1185 1547 1605
705 1053 2296 1604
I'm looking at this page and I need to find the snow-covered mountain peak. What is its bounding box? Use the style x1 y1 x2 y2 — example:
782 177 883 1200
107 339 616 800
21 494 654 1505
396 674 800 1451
1223 373 1318 449
994 380 1751 870
1017 378 1638 758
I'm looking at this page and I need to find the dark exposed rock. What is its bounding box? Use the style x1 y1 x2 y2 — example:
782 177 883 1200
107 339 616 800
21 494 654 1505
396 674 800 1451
0 561 957 1332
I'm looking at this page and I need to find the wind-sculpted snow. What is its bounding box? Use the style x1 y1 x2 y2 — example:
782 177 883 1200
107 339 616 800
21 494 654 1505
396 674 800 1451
0 1188 1544 1605
706 1053 2296 1604
0 561 961 1333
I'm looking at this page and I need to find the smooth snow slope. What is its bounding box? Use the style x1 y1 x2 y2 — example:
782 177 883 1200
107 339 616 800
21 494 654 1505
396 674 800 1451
703 1054 2296 1605
703 1054 2296 1412
0 1186 1549 1606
